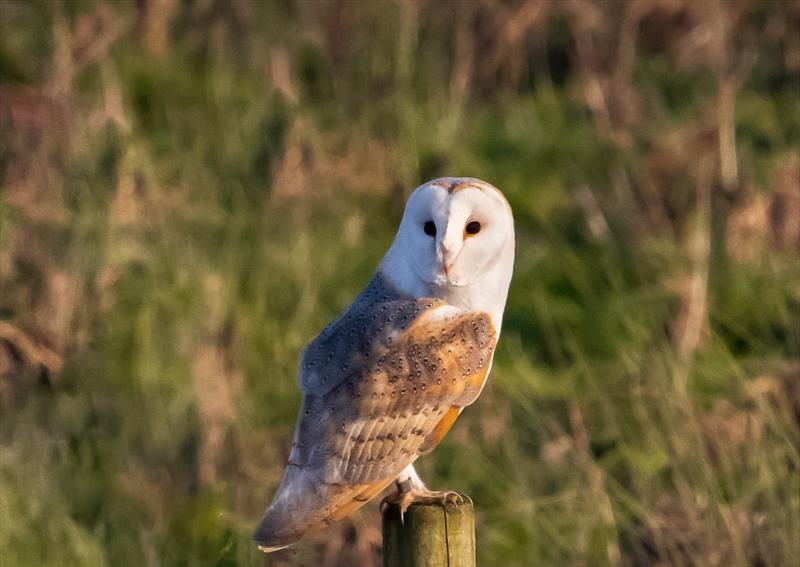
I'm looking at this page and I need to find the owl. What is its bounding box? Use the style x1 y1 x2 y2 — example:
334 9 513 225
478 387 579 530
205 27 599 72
255 177 515 551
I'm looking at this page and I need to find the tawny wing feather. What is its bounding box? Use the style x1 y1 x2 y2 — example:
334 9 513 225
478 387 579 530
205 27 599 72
254 274 496 551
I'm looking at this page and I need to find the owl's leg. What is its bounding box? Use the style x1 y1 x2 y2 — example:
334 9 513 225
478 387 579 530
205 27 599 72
380 464 467 520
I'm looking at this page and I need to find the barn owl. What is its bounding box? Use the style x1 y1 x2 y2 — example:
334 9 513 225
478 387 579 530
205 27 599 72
254 177 515 552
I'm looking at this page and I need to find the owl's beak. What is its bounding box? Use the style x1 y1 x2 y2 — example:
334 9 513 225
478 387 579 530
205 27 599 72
443 254 458 277
438 241 459 279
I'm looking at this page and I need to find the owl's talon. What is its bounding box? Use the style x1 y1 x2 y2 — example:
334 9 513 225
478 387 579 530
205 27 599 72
381 487 468 520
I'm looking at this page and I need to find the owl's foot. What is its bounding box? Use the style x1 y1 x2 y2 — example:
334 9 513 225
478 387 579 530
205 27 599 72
380 482 470 521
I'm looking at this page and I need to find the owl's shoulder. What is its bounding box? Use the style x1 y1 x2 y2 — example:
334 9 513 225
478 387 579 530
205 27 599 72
316 273 441 341
299 273 446 395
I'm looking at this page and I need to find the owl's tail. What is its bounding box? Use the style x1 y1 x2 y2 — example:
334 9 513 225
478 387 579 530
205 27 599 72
253 466 314 552
254 465 393 553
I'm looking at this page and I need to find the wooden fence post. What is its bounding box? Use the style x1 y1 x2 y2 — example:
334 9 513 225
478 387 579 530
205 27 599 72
381 498 475 567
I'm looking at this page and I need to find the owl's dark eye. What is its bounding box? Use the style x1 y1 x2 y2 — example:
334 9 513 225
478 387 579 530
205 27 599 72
423 221 436 237
465 221 481 235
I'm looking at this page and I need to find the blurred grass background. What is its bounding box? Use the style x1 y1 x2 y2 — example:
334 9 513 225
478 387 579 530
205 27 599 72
1 1 798 566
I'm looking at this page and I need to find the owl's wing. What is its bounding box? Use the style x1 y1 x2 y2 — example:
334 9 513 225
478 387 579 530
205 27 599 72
296 277 440 397
254 278 497 551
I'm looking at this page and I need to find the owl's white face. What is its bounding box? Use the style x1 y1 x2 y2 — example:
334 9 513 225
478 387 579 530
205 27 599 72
388 177 515 290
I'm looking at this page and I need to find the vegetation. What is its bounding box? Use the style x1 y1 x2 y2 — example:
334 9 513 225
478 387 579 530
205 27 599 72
1 1 798 566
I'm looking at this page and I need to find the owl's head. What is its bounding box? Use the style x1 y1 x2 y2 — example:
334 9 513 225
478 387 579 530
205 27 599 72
384 177 515 294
